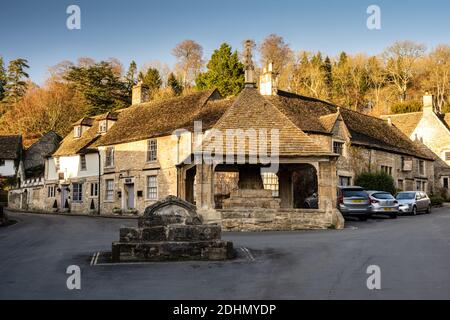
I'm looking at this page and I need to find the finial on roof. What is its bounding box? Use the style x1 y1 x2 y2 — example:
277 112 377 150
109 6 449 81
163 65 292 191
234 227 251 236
243 39 256 88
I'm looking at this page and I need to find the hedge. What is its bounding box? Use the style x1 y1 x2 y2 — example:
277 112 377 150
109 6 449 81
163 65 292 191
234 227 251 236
354 171 396 195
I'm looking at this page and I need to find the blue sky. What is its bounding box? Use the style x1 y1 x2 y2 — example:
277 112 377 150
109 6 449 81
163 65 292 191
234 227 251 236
1 0 449 84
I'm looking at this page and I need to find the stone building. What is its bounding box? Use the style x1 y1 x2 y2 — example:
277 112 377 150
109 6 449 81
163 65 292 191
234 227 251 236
7 60 434 231
381 95 450 197
0 135 22 206
8 132 61 211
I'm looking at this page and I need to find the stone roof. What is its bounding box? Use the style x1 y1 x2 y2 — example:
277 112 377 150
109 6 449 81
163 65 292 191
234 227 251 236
269 91 432 160
202 88 333 157
53 116 103 157
0 135 22 160
93 90 223 147
379 112 423 137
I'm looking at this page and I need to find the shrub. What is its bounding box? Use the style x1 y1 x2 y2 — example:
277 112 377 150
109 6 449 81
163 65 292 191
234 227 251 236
391 101 422 114
355 171 396 195
430 196 445 206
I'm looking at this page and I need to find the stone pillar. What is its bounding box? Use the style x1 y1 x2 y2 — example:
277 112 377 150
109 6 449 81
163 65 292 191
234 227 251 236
318 159 344 229
278 167 293 208
195 164 215 210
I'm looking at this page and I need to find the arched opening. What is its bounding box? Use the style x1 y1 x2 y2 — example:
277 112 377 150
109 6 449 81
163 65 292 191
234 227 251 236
185 166 196 205
292 164 318 209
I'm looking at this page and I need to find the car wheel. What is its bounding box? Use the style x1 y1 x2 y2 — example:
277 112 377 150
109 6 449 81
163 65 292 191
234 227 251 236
426 205 432 214
412 206 417 216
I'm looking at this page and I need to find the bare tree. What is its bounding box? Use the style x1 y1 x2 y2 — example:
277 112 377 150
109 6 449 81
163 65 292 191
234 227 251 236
383 41 426 102
259 34 293 77
422 45 450 112
172 40 204 87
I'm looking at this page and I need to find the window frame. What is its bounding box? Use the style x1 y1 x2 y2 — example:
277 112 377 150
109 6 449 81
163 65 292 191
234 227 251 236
333 141 345 156
443 177 449 189
147 139 158 163
80 154 87 171
262 172 279 198
74 126 82 138
90 182 99 197
146 175 158 200
47 185 56 198
105 147 115 168
72 183 83 203
105 179 114 201
99 120 107 133
417 160 425 176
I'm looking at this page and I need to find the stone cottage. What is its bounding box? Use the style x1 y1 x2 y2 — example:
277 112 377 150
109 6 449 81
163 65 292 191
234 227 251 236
0 135 22 205
381 95 450 197
8 132 61 210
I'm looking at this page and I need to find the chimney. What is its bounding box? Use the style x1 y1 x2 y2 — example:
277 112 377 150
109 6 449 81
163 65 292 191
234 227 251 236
259 61 278 96
423 92 434 115
132 81 149 105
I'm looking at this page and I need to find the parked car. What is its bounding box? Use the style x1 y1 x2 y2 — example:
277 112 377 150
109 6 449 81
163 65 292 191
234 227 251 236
366 191 399 219
337 186 372 221
396 191 432 215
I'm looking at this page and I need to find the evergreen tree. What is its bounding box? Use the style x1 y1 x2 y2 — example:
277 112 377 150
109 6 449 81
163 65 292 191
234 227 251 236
125 60 137 92
0 56 7 101
195 43 244 97
322 56 333 99
138 67 162 99
167 72 183 96
65 61 130 115
3 58 29 104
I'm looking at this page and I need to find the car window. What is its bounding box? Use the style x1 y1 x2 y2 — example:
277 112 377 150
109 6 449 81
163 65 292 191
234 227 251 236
372 193 394 200
396 192 415 200
343 190 367 198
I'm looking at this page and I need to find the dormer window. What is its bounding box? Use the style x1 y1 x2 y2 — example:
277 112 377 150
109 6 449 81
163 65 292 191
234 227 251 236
74 126 82 138
99 120 107 133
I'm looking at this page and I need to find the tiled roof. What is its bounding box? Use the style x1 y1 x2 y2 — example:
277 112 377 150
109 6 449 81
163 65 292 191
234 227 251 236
202 88 333 157
0 135 22 160
379 112 423 137
93 90 223 147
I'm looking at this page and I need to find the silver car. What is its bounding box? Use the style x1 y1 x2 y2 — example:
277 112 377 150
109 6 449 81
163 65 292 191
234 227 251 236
337 186 372 221
396 191 432 215
366 191 399 219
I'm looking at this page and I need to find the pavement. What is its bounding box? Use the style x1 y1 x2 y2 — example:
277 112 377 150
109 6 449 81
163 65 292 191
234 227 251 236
1 207 450 300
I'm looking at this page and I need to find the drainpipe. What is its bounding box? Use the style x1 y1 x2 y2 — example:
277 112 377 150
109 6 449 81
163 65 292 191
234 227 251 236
97 150 101 216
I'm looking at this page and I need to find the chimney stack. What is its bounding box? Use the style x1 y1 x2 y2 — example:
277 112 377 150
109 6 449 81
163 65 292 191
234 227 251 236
259 61 278 96
132 81 149 105
423 92 435 115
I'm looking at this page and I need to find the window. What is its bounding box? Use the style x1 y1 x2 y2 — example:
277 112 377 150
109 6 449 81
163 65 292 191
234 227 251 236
55 157 60 171
47 186 56 198
72 183 83 202
147 139 157 162
105 147 114 167
416 180 426 191
80 155 87 171
333 141 344 155
99 120 107 133
105 179 114 201
443 177 449 189
445 152 450 161
146 176 157 200
90 183 99 197
397 179 404 190
339 176 352 187
417 160 425 176
381 165 393 176
74 126 82 138
262 173 279 197
0 159 5 166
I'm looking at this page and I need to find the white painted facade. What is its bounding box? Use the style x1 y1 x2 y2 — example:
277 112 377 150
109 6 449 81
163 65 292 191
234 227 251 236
0 160 16 177
46 153 99 182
